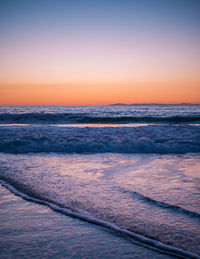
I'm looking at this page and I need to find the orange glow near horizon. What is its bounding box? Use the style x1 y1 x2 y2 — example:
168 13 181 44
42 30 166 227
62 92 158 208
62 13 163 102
0 81 199 106
1 1 200 106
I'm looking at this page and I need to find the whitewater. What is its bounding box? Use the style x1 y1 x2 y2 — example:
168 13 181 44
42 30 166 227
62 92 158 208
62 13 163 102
0 105 200 258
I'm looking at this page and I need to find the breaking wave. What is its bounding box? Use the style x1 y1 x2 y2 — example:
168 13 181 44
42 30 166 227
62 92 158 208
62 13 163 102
0 124 199 154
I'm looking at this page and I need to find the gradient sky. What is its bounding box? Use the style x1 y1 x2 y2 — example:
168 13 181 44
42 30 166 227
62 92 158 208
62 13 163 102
0 0 200 105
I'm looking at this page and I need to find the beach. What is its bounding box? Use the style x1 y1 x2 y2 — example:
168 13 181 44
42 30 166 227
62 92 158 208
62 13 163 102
0 183 176 259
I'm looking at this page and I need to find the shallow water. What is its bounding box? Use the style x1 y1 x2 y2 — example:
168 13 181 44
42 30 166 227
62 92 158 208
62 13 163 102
1 185 175 259
0 153 199 257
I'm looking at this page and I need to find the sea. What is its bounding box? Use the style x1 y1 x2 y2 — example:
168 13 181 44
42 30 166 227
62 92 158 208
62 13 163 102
0 105 200 258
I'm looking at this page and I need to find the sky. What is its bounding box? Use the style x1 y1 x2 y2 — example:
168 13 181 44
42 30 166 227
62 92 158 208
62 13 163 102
0 0 200 105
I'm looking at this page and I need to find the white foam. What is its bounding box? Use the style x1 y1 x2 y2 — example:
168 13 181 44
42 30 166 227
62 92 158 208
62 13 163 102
0 124 199 153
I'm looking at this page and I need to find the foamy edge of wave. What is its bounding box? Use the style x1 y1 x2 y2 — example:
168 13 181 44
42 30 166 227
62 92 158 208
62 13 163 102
0 178 199 259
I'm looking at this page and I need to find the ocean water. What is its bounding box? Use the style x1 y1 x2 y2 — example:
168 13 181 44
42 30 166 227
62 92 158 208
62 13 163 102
0 105 200 258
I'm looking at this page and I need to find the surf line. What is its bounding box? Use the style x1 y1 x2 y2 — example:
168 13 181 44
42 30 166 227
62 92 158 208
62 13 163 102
0 178 199 259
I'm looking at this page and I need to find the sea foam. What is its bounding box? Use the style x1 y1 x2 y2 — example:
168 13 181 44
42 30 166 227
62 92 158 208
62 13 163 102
0 124 199 154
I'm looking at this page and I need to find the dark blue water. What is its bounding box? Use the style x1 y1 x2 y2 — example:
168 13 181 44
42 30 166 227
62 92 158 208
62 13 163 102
0 105 200 123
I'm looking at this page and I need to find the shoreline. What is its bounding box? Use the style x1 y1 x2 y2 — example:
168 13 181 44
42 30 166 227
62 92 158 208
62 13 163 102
0 184 174 259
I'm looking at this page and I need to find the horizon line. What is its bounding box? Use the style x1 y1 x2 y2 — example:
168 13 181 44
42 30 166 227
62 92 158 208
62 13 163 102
1 103 200 107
